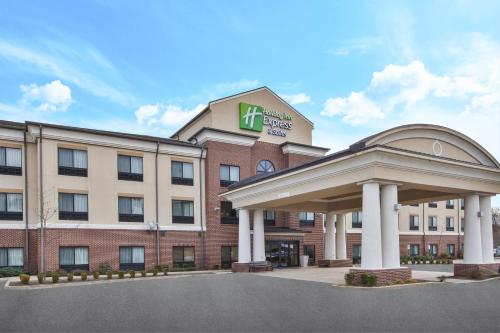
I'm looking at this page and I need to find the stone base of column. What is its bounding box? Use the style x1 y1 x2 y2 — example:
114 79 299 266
348 267 412 286
454 263 500 277
231 262 250 273
318 259 352 268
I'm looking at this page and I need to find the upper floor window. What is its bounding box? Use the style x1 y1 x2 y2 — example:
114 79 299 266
118 155 143 181
299 212 315 226
256 160 275 174
220 164 239 187
118 196 144 222
446 217 454 231
352 211 362 228
0 147 22 176
220 201 238 224
172 200 194 224
428 201 437 208
171 161 193 186
460 199 464 210
0 193 22 220
58 148 87 177
446 200 454 209
0 247 23 267
409 215 419 230
59 246 89 271
264 210 275 226
59 193 88 221
428 216 437 231
461 217 464 232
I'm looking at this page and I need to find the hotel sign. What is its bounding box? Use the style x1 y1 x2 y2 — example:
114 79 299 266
239 102 293 137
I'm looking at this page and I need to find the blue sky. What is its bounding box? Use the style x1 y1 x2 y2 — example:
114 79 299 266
1 1 499 205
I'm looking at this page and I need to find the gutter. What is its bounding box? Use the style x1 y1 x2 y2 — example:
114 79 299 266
155 141 160 267
198 142 206 269
38 124 44 273
23 128 29 272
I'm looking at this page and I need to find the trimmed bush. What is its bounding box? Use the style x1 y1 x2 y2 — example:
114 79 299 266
19 273 30 284
361 273 377 286
163 267 169 276
52 272 59 283
152 268 158 276
93 271 99 280
37 272 45 284
141 270 146 277
0 267 24 278
81 272 88 281
344 273 354 285
129 270 136 278
118 271 124 279
106 271 112 280
67 272 74 282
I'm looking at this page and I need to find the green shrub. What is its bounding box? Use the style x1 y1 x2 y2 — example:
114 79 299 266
361 273 377 286
81 272 88 281
344 273 354 285
19 273 30 284
129 270 135 278
52 272 59 283
141 270 146 277
37 272 45 284
152 268 158 276
98 263 112 274
106 271 112 279
163 267 169 276
447 259 453 264
118 271 124 279
67 272 74 282
93 271 99 280
0 267 24 277
361 273 369 285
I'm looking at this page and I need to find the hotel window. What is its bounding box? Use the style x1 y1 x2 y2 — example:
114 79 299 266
117 155 143 181
173 246 195 269
428 201 437 208
118 197 144 222
171 161 193 186
447 244 455 257
59 193 88 220
0 147 22 175
172 200 194 224
221 246 238 269
264 210 275 226
446 200 454 209
59 246 89 271
446 217 454 231
119 246 144 270
461 218 464 232
58 148 88 177
0 193 23 220
0 248 23 267
220 201 238 224
352 211 362 228
256 160 275 174
428 216 437 231
409 244 420 256
352 244 361 264
299 212 315 227
429 244 438 257
220 164 239 187
303 245 315 265
409 215 419 230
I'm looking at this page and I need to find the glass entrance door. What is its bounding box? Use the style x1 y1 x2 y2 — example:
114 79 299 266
265 241 299 268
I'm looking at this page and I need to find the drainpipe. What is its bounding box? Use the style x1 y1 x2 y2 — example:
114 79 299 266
198 143 206 270
422 203 426 255
457 198 460 257
38 124 44 273
23 128 29 272
155 141 160 267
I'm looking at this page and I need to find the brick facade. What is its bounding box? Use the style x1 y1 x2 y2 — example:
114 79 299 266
349 267 412 286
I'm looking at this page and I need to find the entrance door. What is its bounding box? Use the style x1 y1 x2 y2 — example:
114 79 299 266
265 241 299 268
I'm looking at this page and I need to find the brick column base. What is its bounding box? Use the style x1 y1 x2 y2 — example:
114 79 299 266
231 263 250 273
318 259 352 268
348 267 412 286
454 263 500 277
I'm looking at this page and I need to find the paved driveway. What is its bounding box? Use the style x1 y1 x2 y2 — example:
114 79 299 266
1 274 499 332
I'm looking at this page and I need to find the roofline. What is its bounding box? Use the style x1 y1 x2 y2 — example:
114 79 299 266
24 121 198 148
0 120 26 130
279 141 330 151
187 127 260 142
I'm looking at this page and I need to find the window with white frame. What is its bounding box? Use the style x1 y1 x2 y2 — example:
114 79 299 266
118 197 144 222
58 148 88 177
352 211 362 228
0 193 22 220
59 193 88 220
0 147 22 175
0 248 23 267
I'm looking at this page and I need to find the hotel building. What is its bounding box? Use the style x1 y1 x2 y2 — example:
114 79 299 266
0 87 485 273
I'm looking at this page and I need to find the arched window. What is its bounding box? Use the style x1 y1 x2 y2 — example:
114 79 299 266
256 160 275 174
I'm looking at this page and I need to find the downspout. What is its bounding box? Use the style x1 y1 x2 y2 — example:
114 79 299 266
457 198 460 257
23 128 29 272
38 124 44 273
155 141 160 267
422 203 426 255
197 141 206 270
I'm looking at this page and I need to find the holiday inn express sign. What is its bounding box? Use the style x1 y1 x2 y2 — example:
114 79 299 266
239 102 293 137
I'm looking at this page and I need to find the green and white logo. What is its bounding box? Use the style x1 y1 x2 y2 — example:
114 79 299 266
239 103 264 132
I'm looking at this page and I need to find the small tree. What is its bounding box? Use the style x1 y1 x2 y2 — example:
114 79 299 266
34 188 57 274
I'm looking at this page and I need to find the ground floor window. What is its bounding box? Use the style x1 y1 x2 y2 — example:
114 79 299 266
221 246 238 269
303 245 315 265
409 244 420 256
352 244 361 264
173 246 195 269
447 244 455 257
119 246 145 270
0 247 23 267
429 244 438 257
59 246 89 271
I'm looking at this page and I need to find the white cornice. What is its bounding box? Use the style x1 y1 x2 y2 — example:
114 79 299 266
281 143 328 157
192 128 258 147
0 223 205 231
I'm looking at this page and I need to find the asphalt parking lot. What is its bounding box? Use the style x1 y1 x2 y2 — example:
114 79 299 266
1 273 499 332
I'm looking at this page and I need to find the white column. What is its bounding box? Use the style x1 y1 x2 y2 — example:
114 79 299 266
463 194 483 264
252 209 266 262
480 196 494 263
237 208 251 263
324 212 336 260
361 182 383 269
335 213 347 260
381 184 400 268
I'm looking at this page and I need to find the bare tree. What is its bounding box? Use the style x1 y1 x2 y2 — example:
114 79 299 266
493 208 500 226
34 187 57 274
493 208 500 248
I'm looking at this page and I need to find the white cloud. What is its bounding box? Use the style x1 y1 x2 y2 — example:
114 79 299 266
20 80 72 112
135 103 206 127
330 37 383 56
322 92 384 126
280 93 311 105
